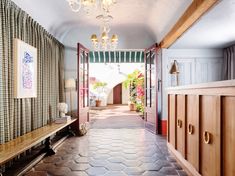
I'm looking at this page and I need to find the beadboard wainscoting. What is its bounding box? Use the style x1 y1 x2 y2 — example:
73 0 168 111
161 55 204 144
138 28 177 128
161 49 223 121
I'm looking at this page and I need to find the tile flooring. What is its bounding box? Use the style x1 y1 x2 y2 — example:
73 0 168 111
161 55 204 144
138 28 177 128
26 105 187 176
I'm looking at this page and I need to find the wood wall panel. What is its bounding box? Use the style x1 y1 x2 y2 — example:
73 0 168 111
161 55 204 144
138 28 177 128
168 95 176 148
176 95 186 157
200 96 220 176
167 80 235 176
222 97 235 176
186 95 199 171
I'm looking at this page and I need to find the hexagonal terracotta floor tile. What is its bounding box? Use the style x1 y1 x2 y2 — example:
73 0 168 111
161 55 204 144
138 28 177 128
86 167 107 175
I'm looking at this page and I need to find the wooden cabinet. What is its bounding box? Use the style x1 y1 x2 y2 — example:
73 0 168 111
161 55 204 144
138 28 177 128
200 96 220 176
176 95 186 157
168 95 176 148
222 97 235 176
167 80 235 176
186 95 199 171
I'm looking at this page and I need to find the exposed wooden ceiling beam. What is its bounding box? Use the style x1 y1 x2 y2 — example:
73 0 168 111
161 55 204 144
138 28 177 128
159 0 219 48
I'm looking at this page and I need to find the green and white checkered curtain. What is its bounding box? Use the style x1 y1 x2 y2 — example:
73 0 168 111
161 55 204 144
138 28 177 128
0 0 65 144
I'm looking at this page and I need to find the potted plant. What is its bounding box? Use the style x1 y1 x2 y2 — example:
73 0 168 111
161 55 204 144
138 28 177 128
93 81 107 107
136 79 145 117
124 70 144 111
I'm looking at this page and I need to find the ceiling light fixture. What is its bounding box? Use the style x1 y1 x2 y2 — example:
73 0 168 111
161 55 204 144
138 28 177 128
66 0 116 14
90 15 118 50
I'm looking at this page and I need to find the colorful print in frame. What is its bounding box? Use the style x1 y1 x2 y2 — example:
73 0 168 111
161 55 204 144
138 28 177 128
14 39 37 98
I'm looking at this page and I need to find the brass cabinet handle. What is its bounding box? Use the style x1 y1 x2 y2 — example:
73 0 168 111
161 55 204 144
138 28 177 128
177 119 182 128
203 131 212 144
188 124 194 135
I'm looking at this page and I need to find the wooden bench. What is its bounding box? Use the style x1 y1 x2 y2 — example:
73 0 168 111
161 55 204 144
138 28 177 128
0 118 76 166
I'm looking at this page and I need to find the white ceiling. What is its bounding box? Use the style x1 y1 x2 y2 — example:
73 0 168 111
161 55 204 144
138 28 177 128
171 0 235 49
11 0 192 49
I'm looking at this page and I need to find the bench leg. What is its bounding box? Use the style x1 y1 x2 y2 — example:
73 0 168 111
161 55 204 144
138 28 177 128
43 137 56 156
68 126 76 136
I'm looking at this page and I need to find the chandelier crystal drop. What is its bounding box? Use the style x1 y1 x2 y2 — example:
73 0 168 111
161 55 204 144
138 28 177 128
66 0 116 14
101 0 117 13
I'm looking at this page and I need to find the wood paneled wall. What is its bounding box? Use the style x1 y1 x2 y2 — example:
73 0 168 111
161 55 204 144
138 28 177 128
167 80 235 176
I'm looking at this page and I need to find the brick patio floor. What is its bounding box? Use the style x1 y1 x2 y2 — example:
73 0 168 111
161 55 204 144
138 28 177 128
26 105 187 176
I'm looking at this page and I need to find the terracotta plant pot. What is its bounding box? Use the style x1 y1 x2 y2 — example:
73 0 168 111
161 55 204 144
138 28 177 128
128 103 136 111
95 100 102 107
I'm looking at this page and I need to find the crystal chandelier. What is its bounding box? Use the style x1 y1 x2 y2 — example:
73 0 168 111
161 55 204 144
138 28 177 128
66 0 116 14
90 15 118 50
101 0 117 13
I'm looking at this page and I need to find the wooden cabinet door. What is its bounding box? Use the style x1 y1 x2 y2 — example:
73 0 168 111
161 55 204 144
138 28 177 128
176 95 186 157
186 95 199 171
222 97 235 176
200 96 220 176
168 94 176 148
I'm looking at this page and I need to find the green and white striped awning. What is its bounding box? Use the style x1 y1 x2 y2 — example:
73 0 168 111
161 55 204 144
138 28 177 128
89 50 144 63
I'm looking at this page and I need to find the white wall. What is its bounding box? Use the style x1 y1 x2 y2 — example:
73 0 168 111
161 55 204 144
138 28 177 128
107 89 113 104
122 83 129 105
64 48 77 79
64 48 77 111
161 49 223 120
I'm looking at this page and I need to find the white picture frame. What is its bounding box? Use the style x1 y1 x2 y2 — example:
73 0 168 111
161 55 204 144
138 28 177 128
14 39 37 98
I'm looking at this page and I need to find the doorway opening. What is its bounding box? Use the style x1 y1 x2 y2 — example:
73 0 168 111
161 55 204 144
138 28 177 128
73 44 161 135
87 50 145 130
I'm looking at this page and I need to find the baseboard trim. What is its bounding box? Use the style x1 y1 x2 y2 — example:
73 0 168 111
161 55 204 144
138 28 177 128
167 143 201 176
159 119 167 136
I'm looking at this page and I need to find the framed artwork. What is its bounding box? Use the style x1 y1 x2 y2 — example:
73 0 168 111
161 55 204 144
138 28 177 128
14 39 37 98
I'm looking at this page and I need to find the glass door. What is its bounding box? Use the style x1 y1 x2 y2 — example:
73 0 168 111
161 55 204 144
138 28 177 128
74 43 89 135
144 44 158 134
